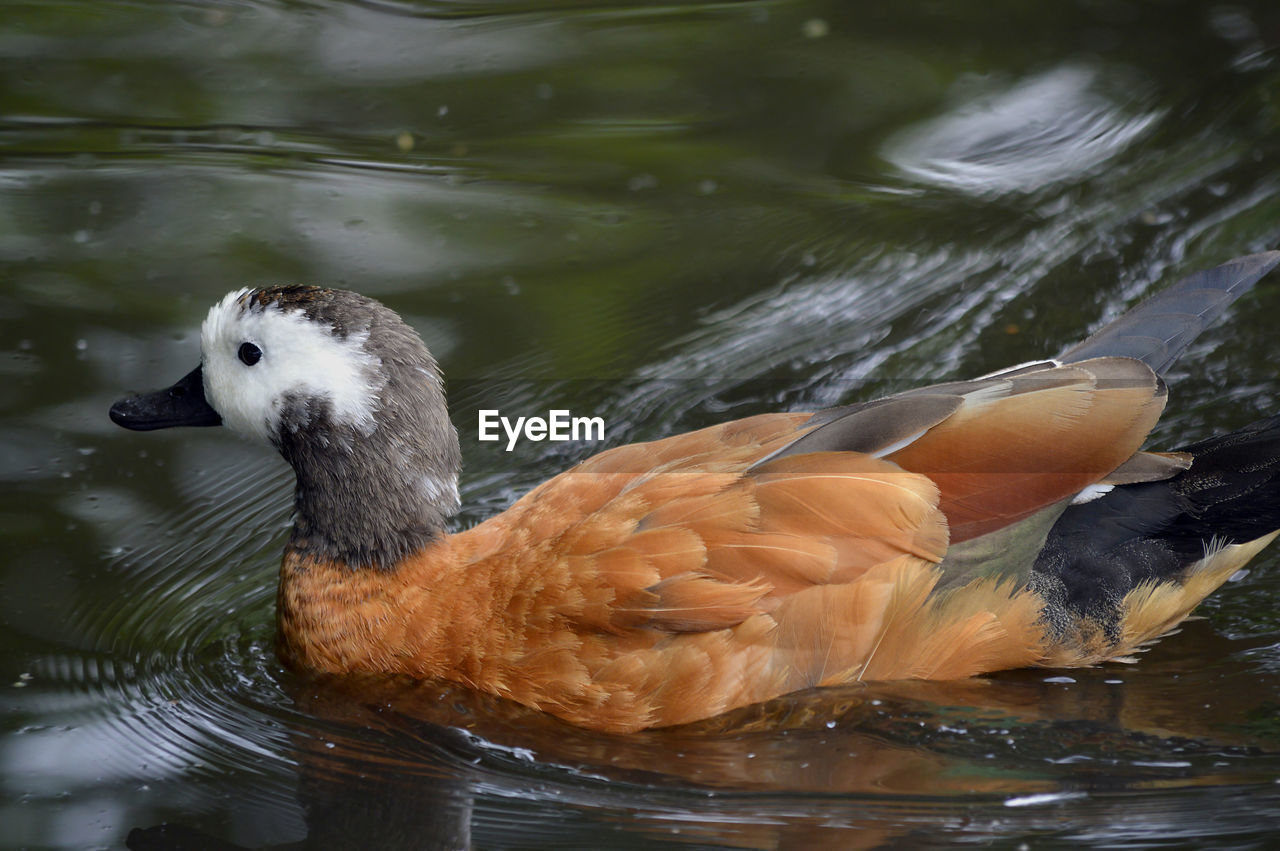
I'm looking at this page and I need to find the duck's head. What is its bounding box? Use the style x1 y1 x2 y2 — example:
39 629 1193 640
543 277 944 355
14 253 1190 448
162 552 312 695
111 286 462 569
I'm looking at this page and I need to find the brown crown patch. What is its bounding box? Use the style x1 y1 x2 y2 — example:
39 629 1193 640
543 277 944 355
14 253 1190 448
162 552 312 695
243 285 331 312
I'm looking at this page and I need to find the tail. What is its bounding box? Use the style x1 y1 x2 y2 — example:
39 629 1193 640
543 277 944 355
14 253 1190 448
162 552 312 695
1033 415 1280 646
1057 251 1280 376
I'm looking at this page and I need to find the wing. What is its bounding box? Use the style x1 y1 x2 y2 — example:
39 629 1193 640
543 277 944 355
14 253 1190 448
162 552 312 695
441 353 1174 731
454 354 1164 724
765 356 1167 544
883 356 1166 541
453 409 1043 729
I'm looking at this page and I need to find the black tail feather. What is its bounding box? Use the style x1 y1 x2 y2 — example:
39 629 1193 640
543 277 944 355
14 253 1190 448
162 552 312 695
1033 415 1280 634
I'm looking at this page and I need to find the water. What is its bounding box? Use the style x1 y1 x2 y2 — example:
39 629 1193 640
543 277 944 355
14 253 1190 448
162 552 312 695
4 1 1280 848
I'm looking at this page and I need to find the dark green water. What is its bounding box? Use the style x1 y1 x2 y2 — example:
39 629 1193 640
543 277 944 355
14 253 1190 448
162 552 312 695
5 1 1280 848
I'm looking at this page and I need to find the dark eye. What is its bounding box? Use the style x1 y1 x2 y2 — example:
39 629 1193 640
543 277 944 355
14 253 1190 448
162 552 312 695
238 342 262 366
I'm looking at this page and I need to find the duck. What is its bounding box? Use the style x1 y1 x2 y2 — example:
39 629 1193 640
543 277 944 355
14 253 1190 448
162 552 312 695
110 252 1280 734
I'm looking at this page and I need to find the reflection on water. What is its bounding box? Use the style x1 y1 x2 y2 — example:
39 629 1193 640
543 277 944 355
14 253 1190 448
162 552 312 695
4 0 1280 848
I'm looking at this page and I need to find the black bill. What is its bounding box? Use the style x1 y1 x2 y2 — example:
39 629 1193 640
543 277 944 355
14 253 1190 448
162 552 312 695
109 364 223 431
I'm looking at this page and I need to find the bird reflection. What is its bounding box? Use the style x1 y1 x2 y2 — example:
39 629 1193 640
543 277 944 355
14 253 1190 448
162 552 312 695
128 618 1280 849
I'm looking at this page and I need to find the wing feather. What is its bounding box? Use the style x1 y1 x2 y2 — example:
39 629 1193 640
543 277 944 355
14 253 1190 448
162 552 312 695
886 357 1165 541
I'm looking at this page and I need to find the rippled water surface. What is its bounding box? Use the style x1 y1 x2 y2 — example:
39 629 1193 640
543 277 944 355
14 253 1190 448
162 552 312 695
5 2 1280 848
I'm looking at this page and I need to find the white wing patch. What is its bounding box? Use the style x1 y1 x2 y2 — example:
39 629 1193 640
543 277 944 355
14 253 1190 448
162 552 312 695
1070 483 1114 505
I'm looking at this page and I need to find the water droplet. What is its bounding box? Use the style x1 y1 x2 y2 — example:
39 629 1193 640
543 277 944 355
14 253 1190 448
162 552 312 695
628 174 658 192
801 18 830 38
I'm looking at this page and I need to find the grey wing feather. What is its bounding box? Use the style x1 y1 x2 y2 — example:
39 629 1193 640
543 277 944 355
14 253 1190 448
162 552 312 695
1058 251 1280 375
755 393 963 466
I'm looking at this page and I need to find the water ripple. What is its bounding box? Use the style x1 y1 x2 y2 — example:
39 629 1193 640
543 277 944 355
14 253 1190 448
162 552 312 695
886 65 1162 197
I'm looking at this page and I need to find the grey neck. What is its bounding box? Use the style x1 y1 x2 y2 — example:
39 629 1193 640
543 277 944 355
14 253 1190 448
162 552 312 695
276 397 462 571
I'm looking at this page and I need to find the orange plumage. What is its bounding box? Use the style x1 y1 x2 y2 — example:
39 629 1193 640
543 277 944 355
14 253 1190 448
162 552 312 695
274 360 1167 732
110 253 1280 732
